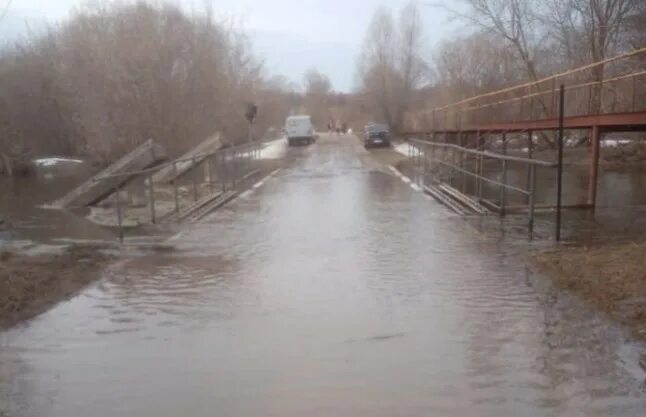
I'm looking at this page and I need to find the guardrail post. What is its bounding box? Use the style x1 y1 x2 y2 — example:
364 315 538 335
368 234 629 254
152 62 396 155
556 84 565 241
147 173 155 224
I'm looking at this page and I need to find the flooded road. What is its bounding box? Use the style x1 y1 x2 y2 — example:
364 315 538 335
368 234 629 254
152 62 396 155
1 134 645 416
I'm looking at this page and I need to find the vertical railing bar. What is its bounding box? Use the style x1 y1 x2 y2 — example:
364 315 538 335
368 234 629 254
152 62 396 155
556 85 565 241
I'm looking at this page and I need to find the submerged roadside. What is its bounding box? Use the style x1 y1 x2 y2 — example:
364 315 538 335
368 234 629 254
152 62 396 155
0 147 290 330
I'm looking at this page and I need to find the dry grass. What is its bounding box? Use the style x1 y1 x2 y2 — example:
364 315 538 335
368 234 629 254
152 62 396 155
532 242 646 339
0 246 110 329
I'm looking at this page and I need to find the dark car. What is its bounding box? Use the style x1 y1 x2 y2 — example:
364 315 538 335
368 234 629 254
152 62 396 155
364 123 391 148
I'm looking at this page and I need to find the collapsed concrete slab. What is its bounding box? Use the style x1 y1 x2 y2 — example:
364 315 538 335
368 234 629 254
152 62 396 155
152 133 222 184
51 139 166 208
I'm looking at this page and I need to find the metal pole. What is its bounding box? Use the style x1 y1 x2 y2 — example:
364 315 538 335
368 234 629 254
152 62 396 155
116 185 124 243
147 174 156 224
172 161 179 215
556 84 565 241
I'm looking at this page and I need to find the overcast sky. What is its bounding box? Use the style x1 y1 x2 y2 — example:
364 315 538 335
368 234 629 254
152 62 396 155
3 0 458 91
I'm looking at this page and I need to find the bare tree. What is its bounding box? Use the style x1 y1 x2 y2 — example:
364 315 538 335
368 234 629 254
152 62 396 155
394 2 428 126
304 68 332 96
302 68 333 125
446 0 546 81
542 0 641 113
0 2 294 173
357 2 429 131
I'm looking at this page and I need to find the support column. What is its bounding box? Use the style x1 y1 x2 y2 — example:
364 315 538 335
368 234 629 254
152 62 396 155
588 125 601 209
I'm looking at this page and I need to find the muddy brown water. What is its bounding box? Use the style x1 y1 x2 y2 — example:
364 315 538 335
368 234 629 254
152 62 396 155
1 135 645 416
0 160 115 244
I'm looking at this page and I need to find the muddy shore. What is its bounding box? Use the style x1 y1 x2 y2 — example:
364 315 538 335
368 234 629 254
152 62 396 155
0 246 111 330
532 241 646 340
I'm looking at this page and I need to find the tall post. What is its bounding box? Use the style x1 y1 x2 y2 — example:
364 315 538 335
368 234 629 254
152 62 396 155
556 85 565 241
147 174 156 224
588 125 601 210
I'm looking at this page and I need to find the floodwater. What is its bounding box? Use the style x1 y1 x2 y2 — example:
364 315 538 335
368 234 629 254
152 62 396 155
0 159 114 244
1 134 646 416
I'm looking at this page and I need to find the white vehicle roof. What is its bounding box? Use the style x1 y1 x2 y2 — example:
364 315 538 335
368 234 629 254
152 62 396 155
286 115 311 120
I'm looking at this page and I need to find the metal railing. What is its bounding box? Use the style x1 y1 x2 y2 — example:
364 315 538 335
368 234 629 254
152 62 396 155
407 47 646 131
406 138 556 235
95 141 263 241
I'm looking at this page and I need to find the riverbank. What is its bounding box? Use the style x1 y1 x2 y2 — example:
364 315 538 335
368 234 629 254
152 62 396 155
532 241 646 340
0 246 111 330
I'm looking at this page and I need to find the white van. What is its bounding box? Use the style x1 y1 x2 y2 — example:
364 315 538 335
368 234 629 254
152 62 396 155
285 115 314 146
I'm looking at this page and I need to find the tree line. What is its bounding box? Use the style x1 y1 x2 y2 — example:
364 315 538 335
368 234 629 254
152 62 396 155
0 2 296 174
355 0 646 133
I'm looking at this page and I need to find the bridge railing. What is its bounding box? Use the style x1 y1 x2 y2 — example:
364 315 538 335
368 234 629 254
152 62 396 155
407 138 556 235
408 47 646 132
93 141 263 241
